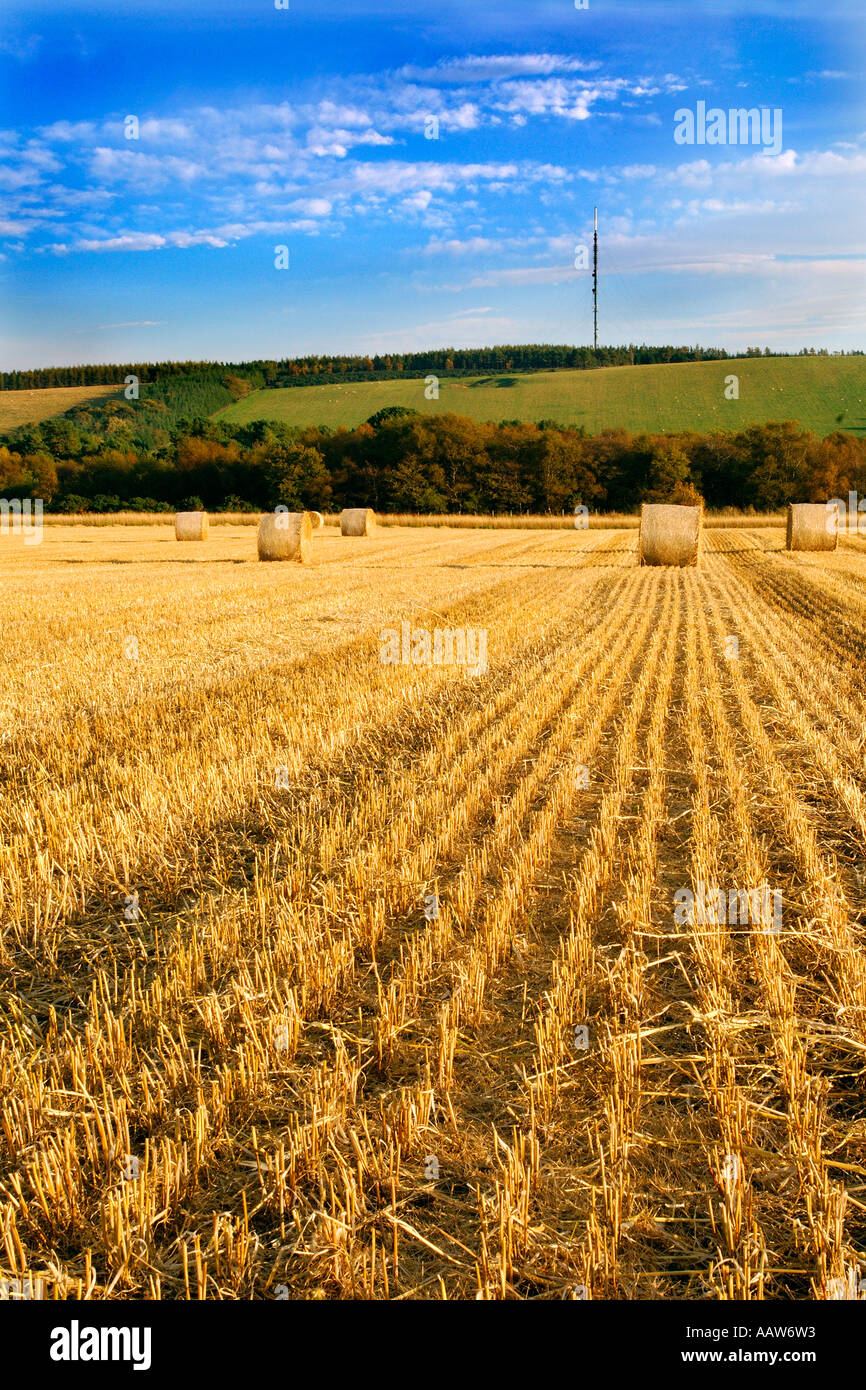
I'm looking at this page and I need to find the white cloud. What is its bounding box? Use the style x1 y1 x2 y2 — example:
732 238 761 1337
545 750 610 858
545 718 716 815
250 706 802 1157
442 103 480 131
51 229 231 253
289 197 333 216
37 120 97 142
91 320 163 329
4 45 862 350
52 233 169 253
397 54 602 83
87 147 205 185
306 126 394 157
137 118 196 142
442 264 582 290
0 166 47 191
0 216 40 234
423 235 500 254
401 190 433 212
365 312 517 351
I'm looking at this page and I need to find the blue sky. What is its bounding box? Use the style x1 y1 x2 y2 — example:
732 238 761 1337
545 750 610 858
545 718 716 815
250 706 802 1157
1 0 864 369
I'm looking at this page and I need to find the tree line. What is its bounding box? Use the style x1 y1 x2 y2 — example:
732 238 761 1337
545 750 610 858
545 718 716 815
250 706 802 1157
2 401 864 516
2 343 860 393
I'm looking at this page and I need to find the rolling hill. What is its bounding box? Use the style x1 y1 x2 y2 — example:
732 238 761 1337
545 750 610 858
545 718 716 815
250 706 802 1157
215 356 865 438
0 384 123 430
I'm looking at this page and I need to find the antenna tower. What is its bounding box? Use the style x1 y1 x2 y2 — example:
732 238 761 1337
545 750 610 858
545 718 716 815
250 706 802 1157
592 207 598 351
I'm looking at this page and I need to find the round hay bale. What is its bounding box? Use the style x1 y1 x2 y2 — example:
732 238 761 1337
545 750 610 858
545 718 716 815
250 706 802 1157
257 510 313 562
175 510 209 541
639 503 702 567
309 511 325 530
340 507 376 537
786 502 837 552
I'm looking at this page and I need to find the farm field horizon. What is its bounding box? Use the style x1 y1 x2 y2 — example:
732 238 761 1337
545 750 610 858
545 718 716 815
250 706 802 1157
214 355 866 438
2 519 866 1300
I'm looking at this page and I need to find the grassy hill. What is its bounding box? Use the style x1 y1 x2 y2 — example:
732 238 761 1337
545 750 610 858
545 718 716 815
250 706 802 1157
215 356 865 437
0 384 122 429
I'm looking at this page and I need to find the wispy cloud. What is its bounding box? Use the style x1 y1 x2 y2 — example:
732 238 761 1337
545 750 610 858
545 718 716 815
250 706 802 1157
3 14 864 360
397 54 602 82
1 53 684 261
0 33 42 62
76 320 164 331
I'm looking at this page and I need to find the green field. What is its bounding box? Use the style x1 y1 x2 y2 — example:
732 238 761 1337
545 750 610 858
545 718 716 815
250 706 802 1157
215 356 866 437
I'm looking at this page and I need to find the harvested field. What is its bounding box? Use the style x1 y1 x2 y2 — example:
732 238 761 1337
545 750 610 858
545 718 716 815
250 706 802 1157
1 520 865 1301
0 384 121 428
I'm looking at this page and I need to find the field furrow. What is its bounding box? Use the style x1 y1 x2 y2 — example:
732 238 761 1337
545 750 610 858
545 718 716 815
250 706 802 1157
2 520 865 1302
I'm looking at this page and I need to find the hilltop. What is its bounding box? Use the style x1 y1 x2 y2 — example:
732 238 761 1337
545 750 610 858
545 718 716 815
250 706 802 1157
216 356 865 439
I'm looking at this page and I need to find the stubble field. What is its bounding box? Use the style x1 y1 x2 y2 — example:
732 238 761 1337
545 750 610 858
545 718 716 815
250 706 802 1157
1 520 866 1300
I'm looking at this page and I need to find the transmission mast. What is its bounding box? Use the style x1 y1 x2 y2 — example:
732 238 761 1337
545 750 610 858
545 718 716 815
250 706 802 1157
592 206 598 351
